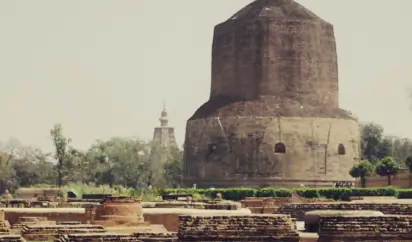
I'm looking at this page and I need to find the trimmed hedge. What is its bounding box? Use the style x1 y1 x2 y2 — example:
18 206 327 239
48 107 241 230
159 187 404 201
396 189 412 199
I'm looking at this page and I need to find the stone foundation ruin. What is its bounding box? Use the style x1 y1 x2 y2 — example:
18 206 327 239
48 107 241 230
93 196 146 227
318 215 412 241
303 210 384 233
178 214 299 241
2 192 412 241
279 201 412 219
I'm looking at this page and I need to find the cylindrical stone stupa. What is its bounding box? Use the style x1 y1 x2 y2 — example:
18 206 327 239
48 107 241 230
183 0 360 188
93 196 146 227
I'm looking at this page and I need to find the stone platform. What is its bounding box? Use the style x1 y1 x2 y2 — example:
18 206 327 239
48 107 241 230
55 232 178 241
0 234 25 242
143 207 252 232
21 224 106 241
303 210 384 232
0 208 86 226
318 215 412 241
279 202 412 219
178 214 299 241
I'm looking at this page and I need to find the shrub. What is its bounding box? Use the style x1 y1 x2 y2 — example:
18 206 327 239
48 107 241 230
396 189 412 199
159 187 401 201
296 189 320 198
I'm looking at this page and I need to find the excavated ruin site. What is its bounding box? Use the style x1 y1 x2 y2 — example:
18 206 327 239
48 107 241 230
0 0 403 241
2 189 412 241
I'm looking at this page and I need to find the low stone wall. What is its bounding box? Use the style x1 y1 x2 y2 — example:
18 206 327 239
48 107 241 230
178 214 299 241
1 207 253 233
204 201 241 210
299 232 318 242
304 210 384 233
143 208 252 232
144 201 242 210
243 197 335 206
55 232 178 241
241 197 335 214
144 213 179 232
21 224 106 241
279 202 412 219
241 198 279 214
318 215 412 241
1 208 87 226
12 216 55 231
133 232 178 241
0 234 24 242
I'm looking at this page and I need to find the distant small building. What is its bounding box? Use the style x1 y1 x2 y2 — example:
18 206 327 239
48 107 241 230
152 103 177 148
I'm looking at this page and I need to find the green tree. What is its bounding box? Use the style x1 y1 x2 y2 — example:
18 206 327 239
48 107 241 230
65 147 88 183
50 124 71 187
376 137 393 160
405 156 412 171
375 156 400 186
13 145 55 186
0 151 18 193
360 123 384 163
85 137 151 188
398 139 412 166
0 138 22 193
349 160 374 188
405 156 412 186
163 146 183 188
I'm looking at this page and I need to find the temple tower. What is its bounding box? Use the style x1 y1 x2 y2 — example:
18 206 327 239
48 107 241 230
183 0 360 188
152 103 177 148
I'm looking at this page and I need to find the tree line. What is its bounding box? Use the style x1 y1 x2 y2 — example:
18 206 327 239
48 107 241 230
0 124 182 193
350 122 412 187
1 121 412 193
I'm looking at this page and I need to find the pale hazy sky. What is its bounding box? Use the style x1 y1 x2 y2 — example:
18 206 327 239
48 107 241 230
0 0 411 152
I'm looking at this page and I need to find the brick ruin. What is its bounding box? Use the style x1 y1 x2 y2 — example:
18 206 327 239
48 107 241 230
21 224 106 241
318 215 412 241
303 210 384 233
279 202 412 219
183 0 360 188
93 196 146 227
56 232 178 242
2 194 412 241
178 214 300 241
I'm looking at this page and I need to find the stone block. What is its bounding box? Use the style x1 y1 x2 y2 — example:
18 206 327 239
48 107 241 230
0 234 25 242
318 215 412 241
279 202 412 220
21 224 106 241
55 232 178 242
303 210 384 232
178 214 299 241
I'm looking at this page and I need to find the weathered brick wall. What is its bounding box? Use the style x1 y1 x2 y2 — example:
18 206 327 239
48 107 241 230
304 210 384 233
242 197 336 214
0 234 24 242
143 208 252 232
318 215 412 241
279 202 412 220
184 117 359 188
144 213 180 232
56 232 178 242
178 214 299 241
22 224 105 241
4 210 87 226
